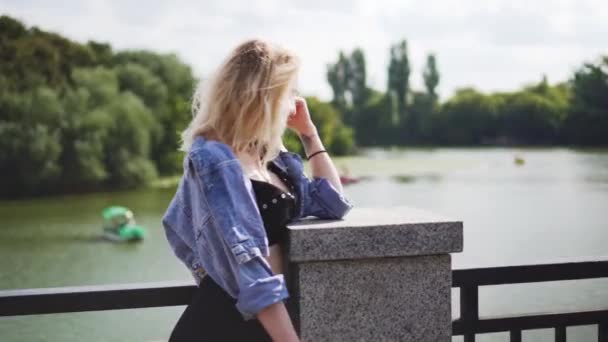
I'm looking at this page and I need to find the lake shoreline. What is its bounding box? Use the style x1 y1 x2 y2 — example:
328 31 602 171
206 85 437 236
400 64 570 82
3 146 608 201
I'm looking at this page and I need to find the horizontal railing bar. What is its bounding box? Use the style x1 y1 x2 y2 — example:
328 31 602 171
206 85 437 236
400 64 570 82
452 310 608 335
453 259 608 286
0 281 196 317
1 258 606 323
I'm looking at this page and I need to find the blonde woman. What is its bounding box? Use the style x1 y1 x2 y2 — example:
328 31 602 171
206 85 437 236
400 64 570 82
162 39 353 341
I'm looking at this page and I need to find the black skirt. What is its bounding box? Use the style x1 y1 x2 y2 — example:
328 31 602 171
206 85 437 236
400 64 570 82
169 275 272 342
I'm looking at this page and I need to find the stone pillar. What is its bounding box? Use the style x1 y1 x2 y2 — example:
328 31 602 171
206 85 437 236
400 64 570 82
284 206 463 342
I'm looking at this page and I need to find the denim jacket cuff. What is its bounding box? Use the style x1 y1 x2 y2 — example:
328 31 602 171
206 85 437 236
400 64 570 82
235 273 290 321
309 177 354 219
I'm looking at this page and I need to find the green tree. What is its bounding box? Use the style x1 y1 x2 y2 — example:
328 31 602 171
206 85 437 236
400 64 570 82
0 15 27 40
563 57 608 145
0 87 63 196
354 90 394 146
102 92 158 188
327 48 370 130
113 51 195 174
0 16 97 92
348 48 369 109
327 51 351 113
387 40 410 126
423 54 440 102
498 82 568 145
403 53 441 144
58 67 158 191
408 91 436 143
435 88 501 145
87 41 113 66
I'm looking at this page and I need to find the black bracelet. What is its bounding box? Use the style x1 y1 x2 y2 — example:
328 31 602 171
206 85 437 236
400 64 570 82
306 150 327 160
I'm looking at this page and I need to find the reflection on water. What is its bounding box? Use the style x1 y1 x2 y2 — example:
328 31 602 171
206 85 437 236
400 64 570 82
392 173 442 183
3 234 108 244
1 147 607 341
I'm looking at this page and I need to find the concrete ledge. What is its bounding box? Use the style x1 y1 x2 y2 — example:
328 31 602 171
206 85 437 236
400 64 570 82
286 206 463 262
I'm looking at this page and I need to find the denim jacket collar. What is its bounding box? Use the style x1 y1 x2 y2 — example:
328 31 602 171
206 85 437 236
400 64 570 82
192 135 291 175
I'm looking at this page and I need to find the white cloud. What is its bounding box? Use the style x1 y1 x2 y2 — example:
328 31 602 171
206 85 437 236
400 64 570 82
2 0 607 100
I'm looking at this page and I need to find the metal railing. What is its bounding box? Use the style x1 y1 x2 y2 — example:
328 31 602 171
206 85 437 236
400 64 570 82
2 259 607 342
0 281 196 316
452 258 608 342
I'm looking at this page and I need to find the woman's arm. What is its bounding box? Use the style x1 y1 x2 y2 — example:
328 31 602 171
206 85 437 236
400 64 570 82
287 97 344 194
298 128 343 194
235 255 299 342
257 302 299 342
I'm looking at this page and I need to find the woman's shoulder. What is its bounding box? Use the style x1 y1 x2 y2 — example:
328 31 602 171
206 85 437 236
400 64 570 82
188 136 238 172
275 149 305 175
278 149 302 161
276 142 303 163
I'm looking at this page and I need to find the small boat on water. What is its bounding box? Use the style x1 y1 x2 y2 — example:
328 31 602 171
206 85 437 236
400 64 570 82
340 175 361 185
339 164 361 186
102 206 146 242
514 155 525 166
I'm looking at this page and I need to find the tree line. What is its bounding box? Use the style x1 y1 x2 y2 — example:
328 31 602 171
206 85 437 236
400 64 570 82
1 15 606 198
0 15 197 197
0 16 353 197
325 40 608 147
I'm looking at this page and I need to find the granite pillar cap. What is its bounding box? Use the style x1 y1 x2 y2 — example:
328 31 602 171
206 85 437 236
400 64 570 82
286 206 463 262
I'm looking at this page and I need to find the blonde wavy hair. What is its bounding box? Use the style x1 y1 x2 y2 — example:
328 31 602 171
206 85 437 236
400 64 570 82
180 39 300 166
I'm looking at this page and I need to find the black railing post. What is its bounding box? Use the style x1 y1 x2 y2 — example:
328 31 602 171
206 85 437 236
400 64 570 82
510 329 522 342
460 285 479 342
599 322 607 342
555 326 566 342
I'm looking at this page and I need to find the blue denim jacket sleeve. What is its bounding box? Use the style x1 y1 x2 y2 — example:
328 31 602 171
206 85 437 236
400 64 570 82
234 255 289 320
188 151 289 320
301 176 353 219
278 151 354 219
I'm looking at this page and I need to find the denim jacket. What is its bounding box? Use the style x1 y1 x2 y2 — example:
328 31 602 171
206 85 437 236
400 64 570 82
161 135 354 321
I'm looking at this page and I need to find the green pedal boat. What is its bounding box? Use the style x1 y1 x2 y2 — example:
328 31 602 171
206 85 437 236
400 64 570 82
101 206 146 242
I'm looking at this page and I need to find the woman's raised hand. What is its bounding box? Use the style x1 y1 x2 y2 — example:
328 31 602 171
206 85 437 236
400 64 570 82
287 96 317 137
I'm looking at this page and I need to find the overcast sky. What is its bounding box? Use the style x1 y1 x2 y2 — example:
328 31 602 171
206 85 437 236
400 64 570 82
3 0 607 100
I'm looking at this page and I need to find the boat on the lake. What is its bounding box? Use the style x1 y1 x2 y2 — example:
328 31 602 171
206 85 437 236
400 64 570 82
340 175 361 185
339 164 361 185
101 206 146 242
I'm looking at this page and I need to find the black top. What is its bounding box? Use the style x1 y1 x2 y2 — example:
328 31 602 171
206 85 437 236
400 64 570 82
249 162 298 246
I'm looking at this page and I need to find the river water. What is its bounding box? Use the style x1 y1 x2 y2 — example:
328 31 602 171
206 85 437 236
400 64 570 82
1 148 607 341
